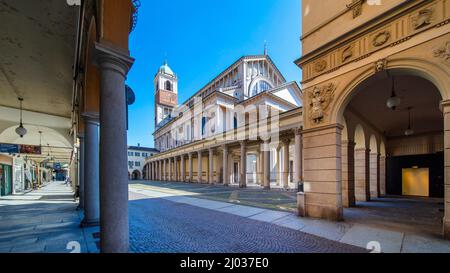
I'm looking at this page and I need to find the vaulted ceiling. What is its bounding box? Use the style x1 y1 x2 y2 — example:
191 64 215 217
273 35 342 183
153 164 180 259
347 74 443 138
0 0 77 118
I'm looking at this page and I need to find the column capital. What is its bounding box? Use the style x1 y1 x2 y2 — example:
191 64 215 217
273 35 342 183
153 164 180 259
94 42 134 77
281 137 291 145
81 112 100 125
294 127 303 136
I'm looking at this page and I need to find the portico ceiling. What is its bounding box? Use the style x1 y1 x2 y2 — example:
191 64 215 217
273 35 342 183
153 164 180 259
347 74 443 138
0 0 77 118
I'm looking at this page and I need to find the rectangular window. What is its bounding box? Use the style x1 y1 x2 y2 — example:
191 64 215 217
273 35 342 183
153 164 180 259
135 152 140 157
135 162 141 167
128 161 133 167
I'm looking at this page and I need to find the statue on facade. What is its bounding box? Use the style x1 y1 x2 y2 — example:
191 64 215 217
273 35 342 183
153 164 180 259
309 83 336 124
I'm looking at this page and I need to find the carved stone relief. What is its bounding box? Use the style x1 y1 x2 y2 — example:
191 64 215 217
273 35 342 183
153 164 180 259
308 83 336 124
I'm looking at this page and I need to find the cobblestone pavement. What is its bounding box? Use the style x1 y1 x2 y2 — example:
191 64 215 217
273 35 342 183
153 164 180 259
129 191 366 253
129 181 297 212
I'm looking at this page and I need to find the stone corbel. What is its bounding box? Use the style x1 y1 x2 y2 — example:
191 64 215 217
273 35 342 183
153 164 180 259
347 0 364 19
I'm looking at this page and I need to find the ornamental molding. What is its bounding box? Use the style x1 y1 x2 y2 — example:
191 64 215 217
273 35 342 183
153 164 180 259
433 41 450 64
347 0 364 19
300 0 448 84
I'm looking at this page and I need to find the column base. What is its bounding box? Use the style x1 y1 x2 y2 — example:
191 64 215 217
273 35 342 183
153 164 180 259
263 186 270 190
305 203 343 221
80 218 99 227
444 218 450 240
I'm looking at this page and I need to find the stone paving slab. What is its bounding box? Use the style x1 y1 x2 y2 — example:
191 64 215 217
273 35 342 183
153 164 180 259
339 224 404 253
0 182 94 253
300 220 352 242
272 215 308 230
401 234 450 253
249 210 292 223
216 204 267 217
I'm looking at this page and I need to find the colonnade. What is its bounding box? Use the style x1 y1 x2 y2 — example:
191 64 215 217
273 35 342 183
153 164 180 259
146 128 303 190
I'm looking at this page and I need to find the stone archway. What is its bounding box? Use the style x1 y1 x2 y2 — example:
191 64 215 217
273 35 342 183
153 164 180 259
332 65 448 238
132 170 141 180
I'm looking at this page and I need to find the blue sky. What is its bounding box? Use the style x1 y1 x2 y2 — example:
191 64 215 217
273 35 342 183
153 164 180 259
126 0 302 148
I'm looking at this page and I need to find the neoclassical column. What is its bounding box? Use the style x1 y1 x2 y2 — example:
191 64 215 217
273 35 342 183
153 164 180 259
209 148 214 184
379 155 386 196
240 141 247 188
276 146 282 186
174 157 178 181
96 43 134 252
163 159 167 181
294 128 303 185
282 138 290 189
197 151 203 183
78 134 85 210
263 140 270 189
369 152 380 199
222 145 229 186
168 158 172 181
341 140 356 207
180 155 185 182
259 147 264 186
442 101 450 239
81 115 99 227
255 149 261 185
355 148 370 202
188 152 193 182
159 160 162 180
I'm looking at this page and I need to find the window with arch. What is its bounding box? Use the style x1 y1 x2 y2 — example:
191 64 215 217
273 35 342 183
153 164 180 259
165 80 172 91
250 80 272 97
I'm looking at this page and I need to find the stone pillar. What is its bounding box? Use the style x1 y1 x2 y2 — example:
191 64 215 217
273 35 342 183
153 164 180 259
222 145 229 186
259 147 264 186
276 146 282 186
159 160 162 181
302 125 343 221
81 116 99 227
209 148 214 184
442 101 450 239
240 141 247 188
180 155 185 182
370 152 380 199
197 151 203 183
379 156 386 196
188 153 193 182
263 140 270 189
96 43 134 253
355 148 370 202
215 150 222 183
255 150 261 185
163 159 167 181
282 138 290 189
175 157 179 181
341 140 356 207
78 134 85 210
167 158 171 181
294 128 303 185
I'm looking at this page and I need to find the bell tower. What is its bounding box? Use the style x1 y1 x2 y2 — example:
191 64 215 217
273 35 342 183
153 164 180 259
154 60 178 127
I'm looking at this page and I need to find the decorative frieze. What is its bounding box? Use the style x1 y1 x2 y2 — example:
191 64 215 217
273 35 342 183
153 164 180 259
300 0 448 83
411 8 434 30
314 59 327 72
372 31 391 47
